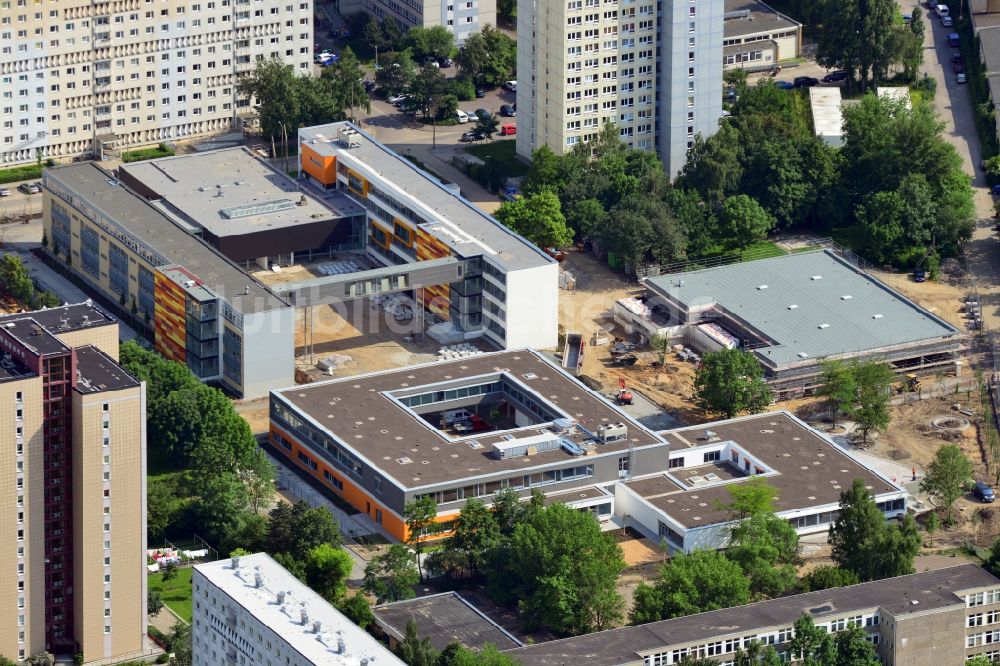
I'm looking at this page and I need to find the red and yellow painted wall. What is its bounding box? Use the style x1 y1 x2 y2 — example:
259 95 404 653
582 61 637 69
153 271 186 363
415 228 452 320
300 143 337 187
269 423 458 541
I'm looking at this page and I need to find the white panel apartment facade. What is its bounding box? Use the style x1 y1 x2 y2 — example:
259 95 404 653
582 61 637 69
193 553 405 666
516 0 724 178
339 0 496 43
0 0 313 166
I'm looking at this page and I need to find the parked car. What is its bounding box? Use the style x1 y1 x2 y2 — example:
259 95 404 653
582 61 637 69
974 481 996 503
363 80 377 93
822 70 848 83
948 32 961 47
913 268 926 282
499 104 516 117
503 80 517 92
423 57 440 68
957 72 968 83
438 57 453 68
993 184 1000 195
942 15 953 26
474 108 491 121
387 93 408 105
18 182 40 194
460 131 484 142
475 88 486 98
499 124 516 136
793 76 819 88
902 13 912 23
456 109 469 123
0 188 9 197
775 80 795 90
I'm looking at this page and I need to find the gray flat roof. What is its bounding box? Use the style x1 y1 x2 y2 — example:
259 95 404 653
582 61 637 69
119 147 339 238
981 26 1000 74
644 250 959 369
299 123 554 272
273 350 665 490
75 345 139 393
507 564 1000 666
633 412 900 529
724 0 800 39
374 592 522 651
45 163 287 315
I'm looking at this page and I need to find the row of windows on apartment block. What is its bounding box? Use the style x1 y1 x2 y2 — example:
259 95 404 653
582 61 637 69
644 615 881 665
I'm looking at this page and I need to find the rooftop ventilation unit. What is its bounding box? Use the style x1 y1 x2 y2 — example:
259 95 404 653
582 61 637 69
312 620 322 634
276 590 286 604
467 440 483 449
811 275 822 280
254 571 264 588
230 555 241 569
339 129 361 148
756 284 768 290
797 352 809 358
219 198 295 219
818 323 830 329
300 605 309 626
872 314 883 319
492 432 564 459
841 295 852 300
703 430 718 440
597 422 628 443
787 304 798 310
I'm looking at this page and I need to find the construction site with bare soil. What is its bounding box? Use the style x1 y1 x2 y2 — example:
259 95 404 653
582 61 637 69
556 246 1000 558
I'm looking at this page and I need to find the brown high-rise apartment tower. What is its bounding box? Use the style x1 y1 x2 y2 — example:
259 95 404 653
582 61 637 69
0 302 146 663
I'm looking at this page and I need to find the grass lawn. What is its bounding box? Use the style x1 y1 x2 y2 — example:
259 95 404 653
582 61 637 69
465 140 530 179
122 144 175 163
0 163 43 185
148 567 194 623
693 240 788 262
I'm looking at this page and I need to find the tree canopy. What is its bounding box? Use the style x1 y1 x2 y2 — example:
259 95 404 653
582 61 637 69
494 191 575 249
920 444 974 520
630 550 751 624
829 479 921 581
456 25 516 88
694 347 773 419
363 543 419 603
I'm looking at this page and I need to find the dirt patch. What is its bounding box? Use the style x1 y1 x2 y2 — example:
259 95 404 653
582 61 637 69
868 268 970 331
619 538 666 567
871 395 983 472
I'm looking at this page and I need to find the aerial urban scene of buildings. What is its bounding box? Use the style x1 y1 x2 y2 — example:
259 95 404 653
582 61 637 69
2 0 1000 665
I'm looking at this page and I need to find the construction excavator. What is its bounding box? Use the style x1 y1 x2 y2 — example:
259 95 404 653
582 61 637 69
615 377 633 405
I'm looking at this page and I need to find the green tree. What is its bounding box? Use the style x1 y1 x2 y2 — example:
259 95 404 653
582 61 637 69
148 589 164 616
405 496 440 582
801 565 860 592
473 112 500 140
436 643 522 666
925 511 940 534
830 478 921 581
362 19 388 52
733 643 782 666
405 63 450 118
456 26 516 87
381 16 403 48
651 334 670 366
0 657 18 666
817 360 857 430
237 58 302 140
161 560 178 582
266 500 342 562
852 361 894 444
727 511 799 598
677 123 744 203
321 47 370 119
718 194 774 255
719 477 778 519
0 253 34 303
489 503 625 635
272 551 307 581
337 594 375 630
834 625 880 665
694 347 773 419
404 26 455 62
495 191 574 249
376 51 417 97
816 0 899 90
630 550 750 624
447 498 501 578
304 544 354 603
364 543 419 603
966 657 995 666
920 444 974 521
400 618 439 666
789 614 835 665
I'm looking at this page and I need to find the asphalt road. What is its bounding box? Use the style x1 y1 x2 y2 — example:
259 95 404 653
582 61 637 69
0 185 42 219
913 0 1000 331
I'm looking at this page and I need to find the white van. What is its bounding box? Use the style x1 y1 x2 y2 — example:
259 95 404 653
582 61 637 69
504 80 517 92
441 409 473 425
456 109 469 123
936 4 949 16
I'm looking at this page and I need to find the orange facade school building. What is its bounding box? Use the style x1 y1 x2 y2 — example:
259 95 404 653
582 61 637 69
269 423 458 541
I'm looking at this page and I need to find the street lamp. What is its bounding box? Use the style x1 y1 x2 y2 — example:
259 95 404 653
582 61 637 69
427 97 437 149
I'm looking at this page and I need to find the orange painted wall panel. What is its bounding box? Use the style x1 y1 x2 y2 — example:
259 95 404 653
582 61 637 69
153 272 186 363
301 143 337 186
415 227 452 320
270 424 458 541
